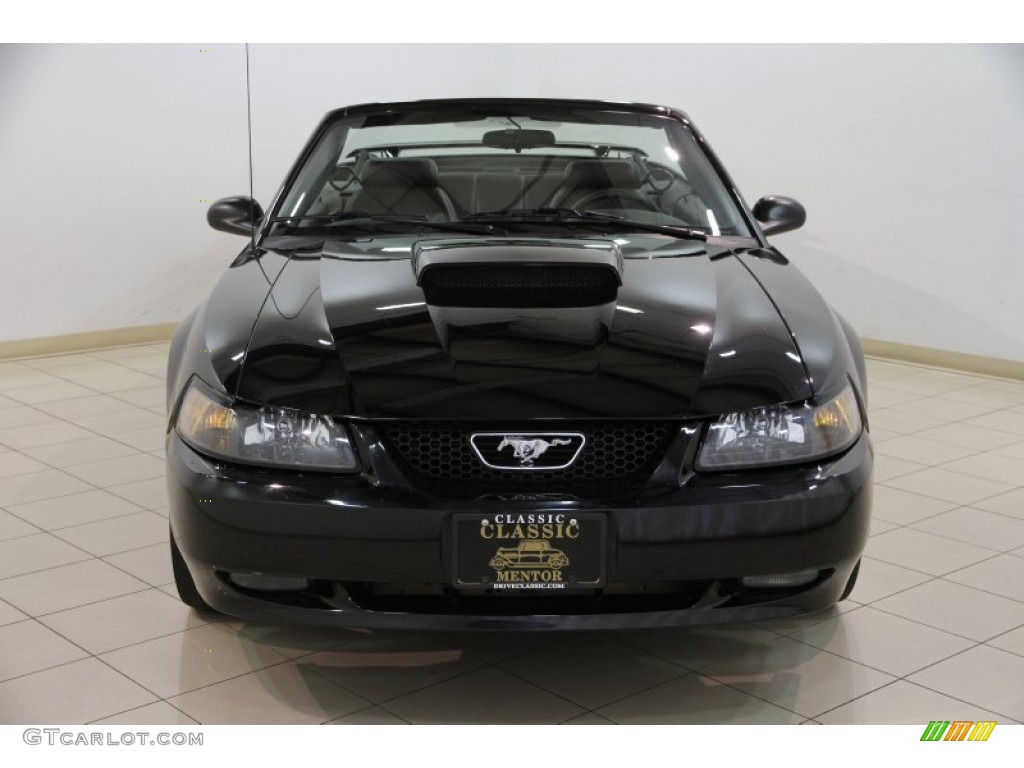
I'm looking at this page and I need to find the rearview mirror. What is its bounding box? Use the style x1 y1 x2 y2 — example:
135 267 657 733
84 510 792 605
482 128 556 151
752 196 806 236
208 196 264 237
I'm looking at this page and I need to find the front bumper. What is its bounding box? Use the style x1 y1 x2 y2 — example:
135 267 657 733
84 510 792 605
166 429 872 631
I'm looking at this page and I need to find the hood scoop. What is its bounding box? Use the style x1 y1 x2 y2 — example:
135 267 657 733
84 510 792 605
413 238 622 308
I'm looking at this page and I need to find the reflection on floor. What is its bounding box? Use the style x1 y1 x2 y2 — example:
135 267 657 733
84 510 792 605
0 347 1023 724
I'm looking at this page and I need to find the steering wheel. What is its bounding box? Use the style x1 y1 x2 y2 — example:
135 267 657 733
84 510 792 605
328 166 358 192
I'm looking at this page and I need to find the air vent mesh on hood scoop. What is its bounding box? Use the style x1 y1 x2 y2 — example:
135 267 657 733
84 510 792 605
413 238 623 308
419 262 619 308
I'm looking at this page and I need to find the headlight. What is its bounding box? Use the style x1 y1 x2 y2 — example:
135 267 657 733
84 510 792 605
175 379 358 471
697 383 862 470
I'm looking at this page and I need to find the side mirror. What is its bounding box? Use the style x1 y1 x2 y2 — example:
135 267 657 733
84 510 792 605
207 196 264 237
752 196 806 236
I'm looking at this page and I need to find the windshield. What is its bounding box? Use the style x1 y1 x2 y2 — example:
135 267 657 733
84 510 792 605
271 104 752 239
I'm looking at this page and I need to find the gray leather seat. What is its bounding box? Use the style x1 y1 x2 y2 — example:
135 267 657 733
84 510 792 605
347 159 456 220
547 160 657 212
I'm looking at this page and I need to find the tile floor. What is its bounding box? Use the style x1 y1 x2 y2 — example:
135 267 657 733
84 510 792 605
0 347 1023 724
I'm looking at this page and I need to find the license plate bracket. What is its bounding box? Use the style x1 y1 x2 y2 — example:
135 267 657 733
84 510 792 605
452 513 606 590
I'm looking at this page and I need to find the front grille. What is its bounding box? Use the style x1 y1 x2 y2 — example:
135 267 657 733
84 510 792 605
381 421 678 495
418 263 619 307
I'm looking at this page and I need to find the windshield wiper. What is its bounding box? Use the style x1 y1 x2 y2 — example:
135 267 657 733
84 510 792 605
462 208 708 241
268 211 498 235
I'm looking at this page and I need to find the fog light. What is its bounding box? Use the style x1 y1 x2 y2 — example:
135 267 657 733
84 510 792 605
229 573 309 591
741 570 819 589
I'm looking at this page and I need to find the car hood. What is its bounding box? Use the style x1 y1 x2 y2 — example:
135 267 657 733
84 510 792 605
236 236 812 419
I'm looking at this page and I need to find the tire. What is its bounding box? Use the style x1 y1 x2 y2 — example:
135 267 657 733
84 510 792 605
170 527 216 612
839 558 861 601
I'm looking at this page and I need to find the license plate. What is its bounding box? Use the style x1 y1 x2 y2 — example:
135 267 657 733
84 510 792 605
452 513 606 590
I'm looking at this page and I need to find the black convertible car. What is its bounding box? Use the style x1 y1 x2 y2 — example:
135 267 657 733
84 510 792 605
167 98 872 630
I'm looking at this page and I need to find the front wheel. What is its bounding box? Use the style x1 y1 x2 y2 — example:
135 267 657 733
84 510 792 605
170 527 216 612
839 558 861 601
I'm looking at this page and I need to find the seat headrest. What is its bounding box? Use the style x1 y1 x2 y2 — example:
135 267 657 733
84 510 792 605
361 159 441 189
562 160 642 190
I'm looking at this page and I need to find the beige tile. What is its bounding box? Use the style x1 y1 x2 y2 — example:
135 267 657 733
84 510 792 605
874 579 1024 641
817 680 1007 724
560 712 616 724
597 673 802 724
106 477 168 509
937 385 1024 409
987 626 1024 657
90 345 165 363
0 509 40 541
91 701 199 725
22 354 111 372
848 557 932 603
0 619 89 682
0 532 91 580
870 517 897 537
40 589 209 654
53 511 168 557
865 387 919 409
871 485 957 526
913 423 1020 451
973 488 1024 520
616 624 780 671
865 359 916 380
104 542 174 587
874 435 979 466
913 507 1024 552
939 452 1024 485
384 666 584 724
0 422 97 451
35 394 150 420
883 467 1015 505
70 409 165 435
701 636 894 719
116 357 168 377
0 451 47 479
873 454 928 482
877 376 970 397
113 386 166 411
752 601 863 636
964 411 1024 436
0 404 55 430
434 631 561 663
945 554 1024 602
7 489 144 530
0 657 157 724
111 427 166 452
993 440 1024 461
0 363 65 390
788 606 972 677
99 623 290 698
3 381 96 405
170 662 371 724
0 469 94 508
65 453 164 487
300 636 483 703
908 645 1024 721
0 558 149 616
65 368 164 393
498 635 684 710
899 397 999 421
233 625 354 659
866 528 995 576
869 409 946 435
21 436 140 467
328 707 411 724
0 599 28 627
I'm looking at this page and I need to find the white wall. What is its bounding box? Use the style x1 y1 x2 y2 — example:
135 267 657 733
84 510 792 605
3 44 1023 362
